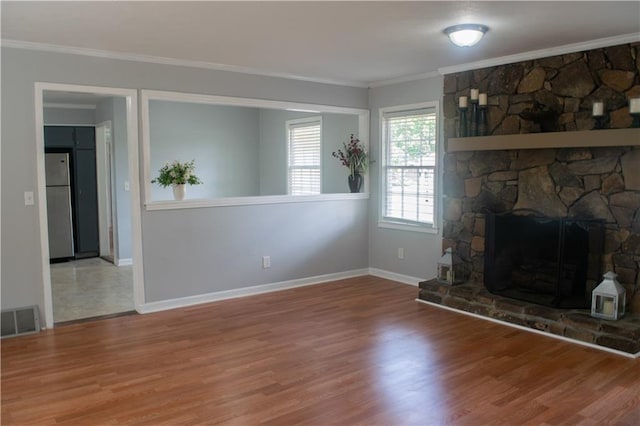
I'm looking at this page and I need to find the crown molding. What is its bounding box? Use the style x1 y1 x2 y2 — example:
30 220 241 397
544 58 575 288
0 39 368 88
367 70 441 88
4 32 638 91
438 33 640 75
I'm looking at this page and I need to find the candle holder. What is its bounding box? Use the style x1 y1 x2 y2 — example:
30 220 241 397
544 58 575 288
458 107 468 137
593 115 606 130
470 99 479 136
477 105 488 136
592 101 605 129
629 98 640 123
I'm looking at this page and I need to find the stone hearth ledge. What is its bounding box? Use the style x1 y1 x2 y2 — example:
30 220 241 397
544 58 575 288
417 279 640 357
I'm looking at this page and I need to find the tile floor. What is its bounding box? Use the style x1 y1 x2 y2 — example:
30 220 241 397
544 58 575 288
50 257 134 323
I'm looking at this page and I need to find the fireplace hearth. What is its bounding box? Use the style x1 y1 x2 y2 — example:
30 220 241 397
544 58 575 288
484 211 604 309
417 279 640 355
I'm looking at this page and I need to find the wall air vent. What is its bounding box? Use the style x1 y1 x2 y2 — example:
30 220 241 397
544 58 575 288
1 306 41 338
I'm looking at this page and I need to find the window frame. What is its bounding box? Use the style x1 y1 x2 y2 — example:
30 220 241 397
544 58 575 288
378 101 440 234
286 116 322 196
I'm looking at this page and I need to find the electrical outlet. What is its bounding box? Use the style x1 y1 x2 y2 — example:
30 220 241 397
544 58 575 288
124 181 130 191
398 248 404 259
262 256 271 269
24 191 35 206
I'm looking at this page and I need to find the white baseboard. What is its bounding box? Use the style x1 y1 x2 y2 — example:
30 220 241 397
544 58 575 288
368 268 426 286
415 298 640 359
139 268 370 314
116 258 132 266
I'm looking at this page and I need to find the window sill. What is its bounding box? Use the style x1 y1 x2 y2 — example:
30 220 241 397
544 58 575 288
377 221 439 234
145 192 370 211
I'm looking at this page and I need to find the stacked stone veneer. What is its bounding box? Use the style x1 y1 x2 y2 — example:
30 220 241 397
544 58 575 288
442 147 640 312
443 43 640 136
441 43 640 313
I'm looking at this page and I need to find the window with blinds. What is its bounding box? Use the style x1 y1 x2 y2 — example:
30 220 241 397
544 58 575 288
287 117 321 195
381 104 438 228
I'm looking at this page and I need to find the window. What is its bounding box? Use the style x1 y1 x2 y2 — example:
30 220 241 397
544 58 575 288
287 117 321 195
380 103 438 230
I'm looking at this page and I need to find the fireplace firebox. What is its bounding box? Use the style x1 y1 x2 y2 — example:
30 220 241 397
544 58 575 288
484 212 604 308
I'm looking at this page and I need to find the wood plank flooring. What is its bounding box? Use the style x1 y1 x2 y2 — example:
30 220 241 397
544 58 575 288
2 276 639 425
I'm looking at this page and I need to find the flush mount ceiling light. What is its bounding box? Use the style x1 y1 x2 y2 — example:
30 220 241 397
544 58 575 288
444 24 489 47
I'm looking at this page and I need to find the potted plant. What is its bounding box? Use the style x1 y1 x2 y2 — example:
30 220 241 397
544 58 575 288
151 160 203 200
332 134 368 193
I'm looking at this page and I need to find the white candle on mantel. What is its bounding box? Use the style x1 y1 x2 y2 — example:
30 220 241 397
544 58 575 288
602 299 615 316
470 89 479 101
630 98 640 114
479 93 488 106
592 101 604 117
459 96 468 108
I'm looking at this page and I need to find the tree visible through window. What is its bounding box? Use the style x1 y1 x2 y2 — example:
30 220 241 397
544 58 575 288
381 104 437 227
287 117 321 195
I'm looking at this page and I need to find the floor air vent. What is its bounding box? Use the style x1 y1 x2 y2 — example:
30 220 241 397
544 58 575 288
1 306 41 338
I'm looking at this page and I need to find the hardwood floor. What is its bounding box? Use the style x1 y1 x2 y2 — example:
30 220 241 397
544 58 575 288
2 276 639 425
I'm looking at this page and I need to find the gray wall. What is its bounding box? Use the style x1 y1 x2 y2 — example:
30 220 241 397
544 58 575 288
95 97 132 261
257 110 360 195
143 200 368 302
147 104 360 198
258 109 308 195
1 46 368 317
43 107 95 125
321 113 360 194
148 101 260 200
368 76 444 280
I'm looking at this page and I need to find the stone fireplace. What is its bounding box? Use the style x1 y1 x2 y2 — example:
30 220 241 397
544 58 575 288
418 43 640 354
442 144 639 307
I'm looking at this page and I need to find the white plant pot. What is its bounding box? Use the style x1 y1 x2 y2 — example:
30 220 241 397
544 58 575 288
172 184 186 201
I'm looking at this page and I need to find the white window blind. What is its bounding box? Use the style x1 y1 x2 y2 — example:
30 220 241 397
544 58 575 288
288 117 321 195
382 106 437 227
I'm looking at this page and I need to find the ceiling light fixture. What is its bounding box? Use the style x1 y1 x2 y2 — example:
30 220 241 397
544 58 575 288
444 24 489 47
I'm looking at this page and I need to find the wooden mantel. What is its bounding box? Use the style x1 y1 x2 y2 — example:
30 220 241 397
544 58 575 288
447 128 640 152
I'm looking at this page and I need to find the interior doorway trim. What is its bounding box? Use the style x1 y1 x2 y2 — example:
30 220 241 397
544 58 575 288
35 82 145 328
95 120 116 262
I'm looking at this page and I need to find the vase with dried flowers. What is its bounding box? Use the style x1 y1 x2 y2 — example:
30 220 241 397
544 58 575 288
332 134 368 193
151 160 203 200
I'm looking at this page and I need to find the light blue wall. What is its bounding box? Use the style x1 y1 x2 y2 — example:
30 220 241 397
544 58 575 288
1 46 369 316
43 107 95 125
367 76 444 280
148 101 260 200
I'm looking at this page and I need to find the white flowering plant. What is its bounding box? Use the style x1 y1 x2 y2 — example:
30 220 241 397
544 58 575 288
151 160 203 187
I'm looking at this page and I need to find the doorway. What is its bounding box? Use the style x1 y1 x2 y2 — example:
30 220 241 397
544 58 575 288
35 83 144 328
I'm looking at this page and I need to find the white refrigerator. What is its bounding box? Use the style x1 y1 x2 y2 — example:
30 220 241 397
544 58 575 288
45 153 74 259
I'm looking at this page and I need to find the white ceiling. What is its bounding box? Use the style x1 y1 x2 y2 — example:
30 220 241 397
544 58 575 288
2 1 640 87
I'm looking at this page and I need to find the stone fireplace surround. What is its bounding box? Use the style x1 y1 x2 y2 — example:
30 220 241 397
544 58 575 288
417 43 640 355
418 132 640 355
